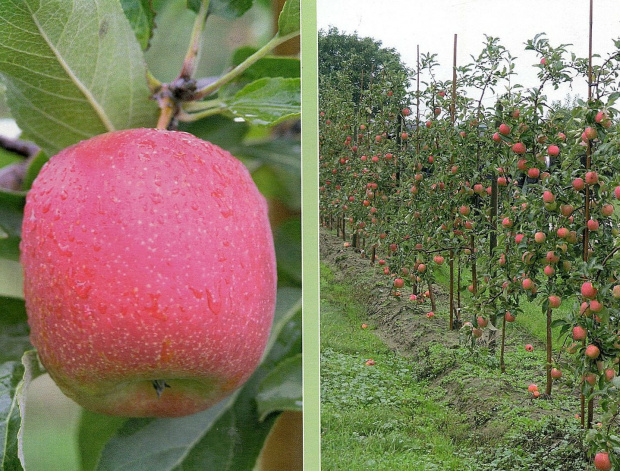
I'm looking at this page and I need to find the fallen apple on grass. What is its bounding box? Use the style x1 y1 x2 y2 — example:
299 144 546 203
20 128 277 417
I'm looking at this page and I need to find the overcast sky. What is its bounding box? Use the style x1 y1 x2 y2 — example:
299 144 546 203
317 0 620 107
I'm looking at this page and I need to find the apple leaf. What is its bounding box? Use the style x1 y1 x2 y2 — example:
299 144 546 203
256 353 302 421
94 288 301 471
21 150 49 192
277 0 300 38
224 77 301 126
0 351 44 471
231 47 300 82
120 0 156 50
78 412 128 471
186 0 254 18
0 190 25 261
0 361 25 471
0 0 158 156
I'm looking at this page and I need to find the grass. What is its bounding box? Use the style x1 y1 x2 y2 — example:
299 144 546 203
321 264 473 470
320 246 591 470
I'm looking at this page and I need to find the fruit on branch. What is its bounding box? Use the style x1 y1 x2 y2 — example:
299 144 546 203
585 345 600 360
499 123 511 135
581 282 598 299
21 128 277 418
594 452 612 471
573 326 587 341
512 142 526 154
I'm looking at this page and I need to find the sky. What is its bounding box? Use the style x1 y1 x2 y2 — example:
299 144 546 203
317 0 620 107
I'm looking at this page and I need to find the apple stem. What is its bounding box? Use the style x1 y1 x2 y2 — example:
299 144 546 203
179 0 211 81
152 379 171 398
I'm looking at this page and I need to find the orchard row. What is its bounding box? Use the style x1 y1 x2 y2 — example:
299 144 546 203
319 34 620 470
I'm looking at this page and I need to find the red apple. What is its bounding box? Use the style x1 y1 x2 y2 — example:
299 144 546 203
512 142 526 154
544 265 555 277
587 219 600 231
585 344 600 359
573 178 585 191
547 145 559 156
584 127 598 140
525 344 534 352
492 132 501 143
499 123 511 135
601 204 614 217
585 171 599 185
542 191 555 203
528 168 540 179
594 452 612 471
402 108 411 116
534 232 546 243
581 282 598 299
393 278 405 289
20 128 277 417
551 368 562 380
365 359 376 366
573 325 587 341
548 295 561 308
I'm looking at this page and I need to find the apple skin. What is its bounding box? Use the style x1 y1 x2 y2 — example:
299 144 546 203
20 128 277 417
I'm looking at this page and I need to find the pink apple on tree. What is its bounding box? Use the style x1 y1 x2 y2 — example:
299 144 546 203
20 128 277 417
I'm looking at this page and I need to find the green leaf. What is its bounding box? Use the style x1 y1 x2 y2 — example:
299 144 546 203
0 191 25 261
1 352 44 471
120 0 156 50
0 297 31 364
95 288 300 471
186 0 253 18
232 47 300 82
274 218 302 285
277 0 299 37
0 0 159 156
0 361 25 471
21 150 49 192
77 411 128 471
225 78 300 126
256 354 302 421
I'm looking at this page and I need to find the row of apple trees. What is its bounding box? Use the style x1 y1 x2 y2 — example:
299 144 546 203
319 29 620 469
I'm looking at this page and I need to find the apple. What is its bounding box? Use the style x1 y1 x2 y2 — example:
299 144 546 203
587 219 600 231
585 344 600 359
573 178 585 191
601 204 614 217
613 285 620 299
525 344 534 352
584 127 598 140
573 325 587 341
492 132 501 143
502 217 513 228
542 191 555 203
584 373 597 386
512 142 526 154
522 278 534 290
604 368 615 381
402 108 411 116
434 255 445 265
20 128 277 417
528 383 538 392
499 123 511 135
361 324 368 329
393 278 405 289
365 359 376 366
477 316 488 328
557 227 569 239
548 295 561 309
551 368 562 380
581 282 598 299
512 109 520 118
472 328 483 338
546 251 560 263
560 204 573 217
460 205 471 216
544 265 555 277
585 170 599 185
534 232 546 243
426 311 435 318
594 452 612 471
528 168 540 179
547 145 559 156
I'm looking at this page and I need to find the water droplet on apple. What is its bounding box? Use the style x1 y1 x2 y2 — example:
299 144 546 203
42 201 51 213
205 287 221 315
189 286 203 299
150 193 163 204
74 281 91 299
60 190 68 200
